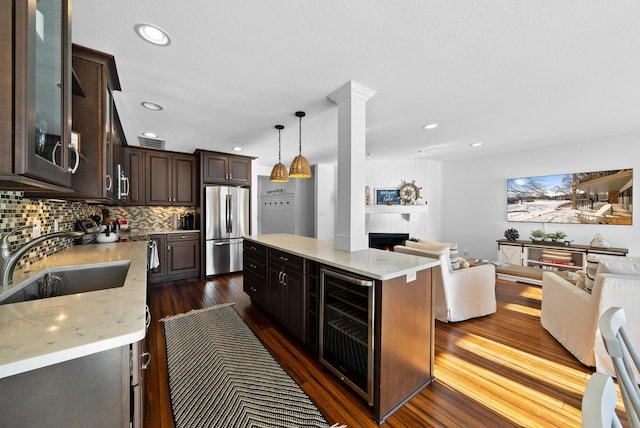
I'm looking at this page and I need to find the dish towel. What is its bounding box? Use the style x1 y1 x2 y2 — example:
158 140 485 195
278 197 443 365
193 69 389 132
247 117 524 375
148 240 160 270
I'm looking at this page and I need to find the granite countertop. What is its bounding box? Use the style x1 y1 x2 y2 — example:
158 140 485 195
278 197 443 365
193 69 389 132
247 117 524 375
245 234 440 280
0 241 148 379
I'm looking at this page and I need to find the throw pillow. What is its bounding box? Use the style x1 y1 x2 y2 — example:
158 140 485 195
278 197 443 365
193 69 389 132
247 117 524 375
417 239 461 270
584 254 623 293
597 259 640 276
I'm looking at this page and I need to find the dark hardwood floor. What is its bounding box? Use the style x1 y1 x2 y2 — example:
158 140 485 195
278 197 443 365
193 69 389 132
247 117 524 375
144 275 629 427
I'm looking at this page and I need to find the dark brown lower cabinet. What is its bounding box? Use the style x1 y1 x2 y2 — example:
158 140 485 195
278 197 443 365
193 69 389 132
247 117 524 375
242 238 435 425
243 241 267 307
148 232 200 284
267 249 306 342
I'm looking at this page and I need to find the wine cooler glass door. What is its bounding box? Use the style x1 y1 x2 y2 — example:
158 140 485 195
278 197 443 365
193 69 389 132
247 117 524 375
319 268 374 405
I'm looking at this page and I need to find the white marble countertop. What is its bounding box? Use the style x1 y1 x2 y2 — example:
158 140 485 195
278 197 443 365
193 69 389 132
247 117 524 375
0 241 148 379
245 234 440 280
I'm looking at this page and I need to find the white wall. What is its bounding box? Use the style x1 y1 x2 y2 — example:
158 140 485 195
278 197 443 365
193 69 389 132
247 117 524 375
314 164 336 240
255 164 327 238
442 131 640 260
365 159 443 240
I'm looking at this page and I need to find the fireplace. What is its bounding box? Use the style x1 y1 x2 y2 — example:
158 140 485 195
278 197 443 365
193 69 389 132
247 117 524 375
368 233 410 251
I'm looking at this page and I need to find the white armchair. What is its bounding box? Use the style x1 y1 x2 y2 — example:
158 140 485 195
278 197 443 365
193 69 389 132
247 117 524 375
541 256 640 376
394 240 496 322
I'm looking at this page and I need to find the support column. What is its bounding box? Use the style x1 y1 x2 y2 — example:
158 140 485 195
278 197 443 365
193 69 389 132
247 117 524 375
328 81 376 252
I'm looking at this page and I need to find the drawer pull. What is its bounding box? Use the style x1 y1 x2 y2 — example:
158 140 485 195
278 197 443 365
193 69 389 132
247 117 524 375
279 256 289 262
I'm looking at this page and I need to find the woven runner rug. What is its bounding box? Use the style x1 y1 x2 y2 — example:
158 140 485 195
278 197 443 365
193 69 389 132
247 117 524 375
161 303 331 428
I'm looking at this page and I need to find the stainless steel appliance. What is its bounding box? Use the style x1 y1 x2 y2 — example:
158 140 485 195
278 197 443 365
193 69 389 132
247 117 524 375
204 186 250 276
74 219 99 245
319 267 374 404
131 305 151 428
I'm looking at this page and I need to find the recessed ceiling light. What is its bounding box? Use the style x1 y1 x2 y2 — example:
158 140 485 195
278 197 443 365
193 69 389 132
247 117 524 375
232 147 242 152
134 23 171 46
141 101 163 111
142 132 158 138
423 123 438 130
470 142 483 147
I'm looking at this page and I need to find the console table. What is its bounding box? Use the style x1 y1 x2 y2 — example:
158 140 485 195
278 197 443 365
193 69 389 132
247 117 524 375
496 239 628 285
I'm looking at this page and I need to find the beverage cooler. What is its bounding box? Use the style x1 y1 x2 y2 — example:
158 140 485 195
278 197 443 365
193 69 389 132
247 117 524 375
319 267 374 404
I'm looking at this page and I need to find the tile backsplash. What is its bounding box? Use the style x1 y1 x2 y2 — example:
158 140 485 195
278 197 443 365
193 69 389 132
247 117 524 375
0 191 90 273
103 206 196 231
0 190 196 275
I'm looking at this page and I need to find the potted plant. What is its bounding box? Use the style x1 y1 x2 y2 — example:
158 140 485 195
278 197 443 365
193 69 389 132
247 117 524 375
543 233 554 242
552 231 567 243
530 230 544 242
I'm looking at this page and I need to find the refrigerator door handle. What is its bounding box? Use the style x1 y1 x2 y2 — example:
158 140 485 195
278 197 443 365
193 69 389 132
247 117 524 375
226 194 232 234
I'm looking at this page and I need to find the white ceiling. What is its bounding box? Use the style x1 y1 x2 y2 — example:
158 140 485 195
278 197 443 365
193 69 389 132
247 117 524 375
71 0 640 168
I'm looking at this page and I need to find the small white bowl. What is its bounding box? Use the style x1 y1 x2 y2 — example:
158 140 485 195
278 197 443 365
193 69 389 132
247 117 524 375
96 232 118 243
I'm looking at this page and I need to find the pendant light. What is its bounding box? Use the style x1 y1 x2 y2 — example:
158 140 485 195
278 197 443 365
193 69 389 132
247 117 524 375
289 111 312 178
269 125 289 182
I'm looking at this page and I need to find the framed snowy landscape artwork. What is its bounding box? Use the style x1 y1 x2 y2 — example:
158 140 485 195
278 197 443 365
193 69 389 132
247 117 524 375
507 169 632 225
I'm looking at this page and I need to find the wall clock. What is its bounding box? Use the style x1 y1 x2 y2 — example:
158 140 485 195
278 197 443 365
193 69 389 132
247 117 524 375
398 180 422 205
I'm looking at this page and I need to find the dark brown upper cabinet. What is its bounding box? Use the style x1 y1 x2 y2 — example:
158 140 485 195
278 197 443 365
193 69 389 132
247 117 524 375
145 151 196 206
0 0 76 192
123 147 146 206
69 44 121 203
198 150 252 186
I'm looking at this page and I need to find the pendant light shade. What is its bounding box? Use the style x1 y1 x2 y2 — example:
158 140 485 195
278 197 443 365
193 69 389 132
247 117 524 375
289 111 312 179
269 125 289 182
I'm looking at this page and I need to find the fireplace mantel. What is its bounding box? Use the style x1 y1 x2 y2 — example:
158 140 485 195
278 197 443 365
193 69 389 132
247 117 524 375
365 205 428 220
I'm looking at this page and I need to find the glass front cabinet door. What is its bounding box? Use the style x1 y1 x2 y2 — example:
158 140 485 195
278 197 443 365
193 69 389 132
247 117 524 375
13 0 75 188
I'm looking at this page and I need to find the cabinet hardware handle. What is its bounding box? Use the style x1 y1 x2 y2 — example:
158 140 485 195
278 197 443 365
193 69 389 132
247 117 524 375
168 245 171 251
141 352 152 370
51 141 61 167
105 174 113 191
280 256 288 262
278 271 283 283
68 142 80 173
145 305 151 329
282 272 287 285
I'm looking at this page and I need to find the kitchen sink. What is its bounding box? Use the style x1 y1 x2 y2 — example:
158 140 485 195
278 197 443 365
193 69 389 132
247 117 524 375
0 261 130 305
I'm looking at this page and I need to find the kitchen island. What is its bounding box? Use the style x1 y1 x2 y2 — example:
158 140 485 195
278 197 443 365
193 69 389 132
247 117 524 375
0 241 148 427
243 234 440 424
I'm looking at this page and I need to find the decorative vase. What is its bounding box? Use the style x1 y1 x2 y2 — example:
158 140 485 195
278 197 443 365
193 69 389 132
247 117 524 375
590 233 610 248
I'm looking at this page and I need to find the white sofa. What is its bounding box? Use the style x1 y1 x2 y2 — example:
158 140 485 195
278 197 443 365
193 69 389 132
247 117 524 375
541 256 640 376
394 240 496 323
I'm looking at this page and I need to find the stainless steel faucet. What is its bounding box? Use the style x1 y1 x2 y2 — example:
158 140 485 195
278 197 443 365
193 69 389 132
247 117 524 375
0 224 83 286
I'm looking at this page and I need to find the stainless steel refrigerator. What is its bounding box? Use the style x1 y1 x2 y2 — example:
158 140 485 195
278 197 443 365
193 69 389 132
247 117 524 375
204 186 250 276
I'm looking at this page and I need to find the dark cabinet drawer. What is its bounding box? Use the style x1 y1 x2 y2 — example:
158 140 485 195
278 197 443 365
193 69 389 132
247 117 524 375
269 248 303 272
244 240 267 258
243 271 266 307
167 232 199 242
244 253 266 278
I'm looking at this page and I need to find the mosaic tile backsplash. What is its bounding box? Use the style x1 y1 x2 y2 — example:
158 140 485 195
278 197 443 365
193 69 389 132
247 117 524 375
0 191 196 275
0 191 90 274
